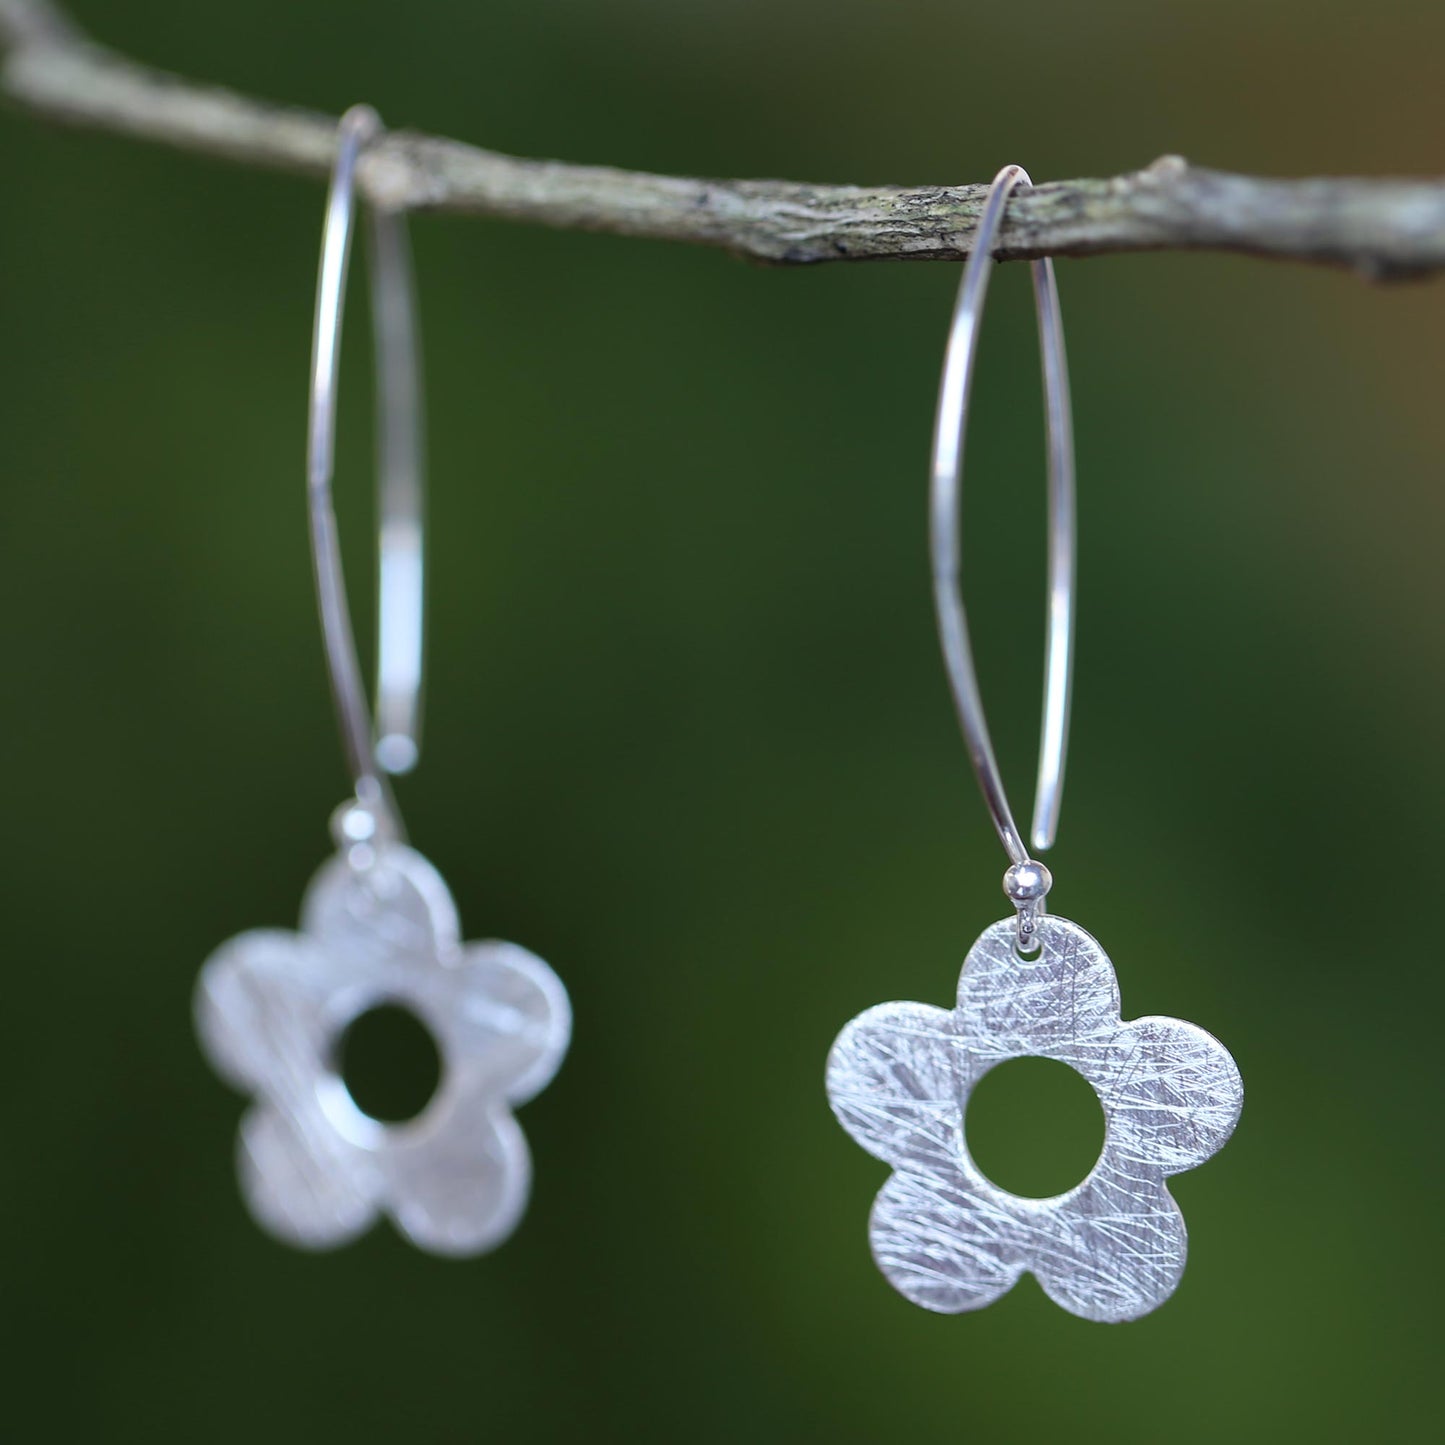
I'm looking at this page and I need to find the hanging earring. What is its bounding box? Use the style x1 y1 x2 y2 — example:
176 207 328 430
195 107 570 1257
825 165 1242 1322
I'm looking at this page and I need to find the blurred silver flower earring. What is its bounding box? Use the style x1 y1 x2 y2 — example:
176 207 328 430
195 107 570 1256
825 165 1241 1322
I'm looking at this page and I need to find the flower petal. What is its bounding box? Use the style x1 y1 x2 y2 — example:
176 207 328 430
383 1096 532 1256
1030 1173 1188 1322
869 1168 1021 1313
449 942 571 1106
195 930 330 1093
237 1104 378 1250
956 916 1123 1067
1102 1015 1244 1175
826 1002 961 1171
301 845 460 966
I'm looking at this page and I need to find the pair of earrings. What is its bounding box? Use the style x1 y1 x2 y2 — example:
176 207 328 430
196 118 1243 1322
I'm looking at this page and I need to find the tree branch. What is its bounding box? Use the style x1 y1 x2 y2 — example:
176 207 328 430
2 0 1444 278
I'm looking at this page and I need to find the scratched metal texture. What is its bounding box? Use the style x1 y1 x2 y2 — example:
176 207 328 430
195 844 570 1257
826 914 1242 1322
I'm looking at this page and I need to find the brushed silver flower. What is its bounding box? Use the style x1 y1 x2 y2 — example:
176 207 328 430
826 914 1241 1322
196 844 570 1256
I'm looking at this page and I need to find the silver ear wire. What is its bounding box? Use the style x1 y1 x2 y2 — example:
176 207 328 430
308 104 425 842
929 164 1076 948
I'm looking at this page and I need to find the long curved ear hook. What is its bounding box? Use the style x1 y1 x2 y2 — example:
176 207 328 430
929 163 1077 946
308 104 425 843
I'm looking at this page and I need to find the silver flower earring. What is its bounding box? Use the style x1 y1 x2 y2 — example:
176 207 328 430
195 107 570 1257
825 165 1242 1322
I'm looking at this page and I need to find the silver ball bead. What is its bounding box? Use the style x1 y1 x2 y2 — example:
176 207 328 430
331 800 381 846
1003 860 1053 904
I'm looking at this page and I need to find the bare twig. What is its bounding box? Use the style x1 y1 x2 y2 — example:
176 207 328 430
2 0 1443 278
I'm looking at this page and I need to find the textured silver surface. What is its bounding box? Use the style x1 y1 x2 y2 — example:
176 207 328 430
826 914 1241 1322
196 843 570 1256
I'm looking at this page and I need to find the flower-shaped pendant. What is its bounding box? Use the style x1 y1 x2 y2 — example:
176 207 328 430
196 843 570 1256
827 914 1241 1321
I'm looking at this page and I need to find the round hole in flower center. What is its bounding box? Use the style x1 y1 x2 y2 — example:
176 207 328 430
964 1056 1105 1198
337 1002 442 1124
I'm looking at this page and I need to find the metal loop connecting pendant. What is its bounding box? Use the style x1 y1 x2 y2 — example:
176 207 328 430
930 162 1074 954
307 103 423 843
825 165 1242 1321
194 106 570 1256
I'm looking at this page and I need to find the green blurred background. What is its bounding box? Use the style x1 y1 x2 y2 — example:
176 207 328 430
1 1 1441 1439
